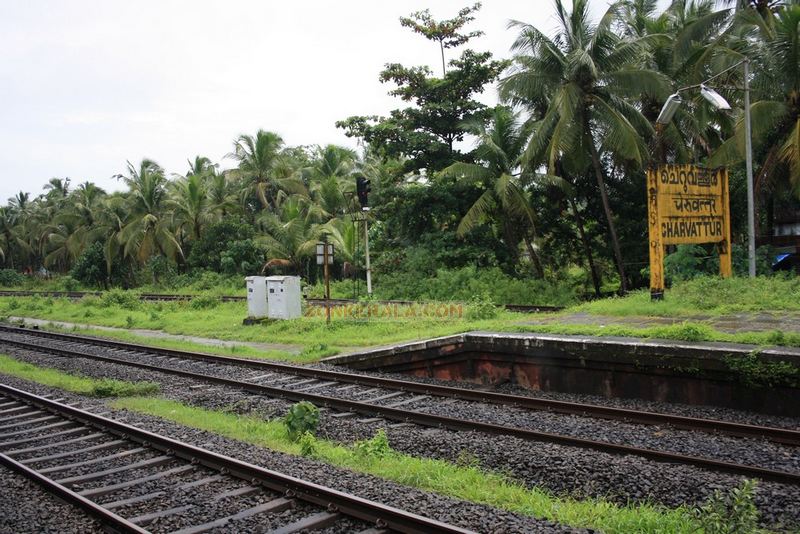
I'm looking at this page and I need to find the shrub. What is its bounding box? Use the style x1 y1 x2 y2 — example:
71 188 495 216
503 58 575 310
465 291 499 320
0 269 24 287
71 243 106 287
91 379 159 397
354 429 392 460
58 276 80 292
100 289 141 310
693 479 759 534
283 401 320 442
724 352 800 388
374 265 579 306
298 431 318 457
188 219 263 275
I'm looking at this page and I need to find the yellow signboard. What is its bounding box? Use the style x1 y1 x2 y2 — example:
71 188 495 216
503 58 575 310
647 165 732 298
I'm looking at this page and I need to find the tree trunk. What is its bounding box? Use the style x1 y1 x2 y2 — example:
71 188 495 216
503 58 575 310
439 40 446 76
586 130 627 293
567 195 602 297
523 235 544 278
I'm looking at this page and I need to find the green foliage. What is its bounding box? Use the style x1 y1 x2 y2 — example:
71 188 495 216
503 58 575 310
693 480 760 534
283 401 320 441
187 219 262 275
117 396 702 534
0 354 159 397
90 378 159 397
58 276 80 292
219 239 262 275
354 428 392 461
377 266 579 306
724 352 800 388
0 269 24 287
298 431 318 457
100 289 141 310
465 291 499 320
337 3 506 175
190 294 220 310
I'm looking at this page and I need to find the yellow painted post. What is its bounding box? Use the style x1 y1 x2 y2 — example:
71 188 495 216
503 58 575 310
647 168 665 300
718 167 732 278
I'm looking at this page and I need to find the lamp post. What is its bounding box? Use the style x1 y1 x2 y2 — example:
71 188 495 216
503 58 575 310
656 58 756 277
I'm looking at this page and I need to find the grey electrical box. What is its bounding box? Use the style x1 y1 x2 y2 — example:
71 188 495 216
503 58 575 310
265 276 302 320
245 276 268 318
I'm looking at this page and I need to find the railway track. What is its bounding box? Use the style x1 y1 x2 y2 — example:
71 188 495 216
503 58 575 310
0 382 473 534
0 290 565 313
1 324 798 447
1 324 798 485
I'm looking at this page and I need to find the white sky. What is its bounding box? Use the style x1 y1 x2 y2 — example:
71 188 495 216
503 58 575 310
0 1 644 202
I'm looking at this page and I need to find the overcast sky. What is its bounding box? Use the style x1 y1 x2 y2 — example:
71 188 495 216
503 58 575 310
0 1 650 202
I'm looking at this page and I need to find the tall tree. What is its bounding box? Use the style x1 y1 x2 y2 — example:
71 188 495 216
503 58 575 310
500 0 669 291
227 130 305 211
400 3 484 76
337 4 506 175
117 159 182 265
440 106 544 276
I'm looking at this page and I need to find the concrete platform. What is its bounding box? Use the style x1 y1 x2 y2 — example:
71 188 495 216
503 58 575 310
323 332 800 416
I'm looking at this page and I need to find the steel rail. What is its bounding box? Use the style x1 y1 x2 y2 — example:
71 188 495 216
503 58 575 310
3 324 798 447
0 451 149 534
0 383 475 534
3 336 798 485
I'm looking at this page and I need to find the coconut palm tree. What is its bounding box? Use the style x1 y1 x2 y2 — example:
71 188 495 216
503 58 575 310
440 106 545 276
169 172 211 248
258 196 325 274
500 0 670 291
117 159 182 265
227 130 305 211
306 145 359 218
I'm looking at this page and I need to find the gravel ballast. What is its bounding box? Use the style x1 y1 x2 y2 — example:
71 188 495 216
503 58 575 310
1 333 799 530
0 375 578 534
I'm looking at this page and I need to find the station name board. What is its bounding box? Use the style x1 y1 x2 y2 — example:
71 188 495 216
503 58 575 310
647 165 732 299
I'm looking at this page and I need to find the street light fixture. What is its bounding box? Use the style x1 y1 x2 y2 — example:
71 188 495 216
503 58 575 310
656 58 756 278
656 93 682 125
700 84 732 111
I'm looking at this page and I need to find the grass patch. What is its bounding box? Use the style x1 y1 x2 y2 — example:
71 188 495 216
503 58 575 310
112 396 700 534
0 295 517 360
507 320 800 348
575 276 800 317
0 353 159 397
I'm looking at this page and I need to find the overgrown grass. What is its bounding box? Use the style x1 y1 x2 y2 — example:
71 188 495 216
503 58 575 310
0 295 517 356
112 396 699 534
0 353 159 397
575 276 800 317
509 320 800 348
39 324 321 362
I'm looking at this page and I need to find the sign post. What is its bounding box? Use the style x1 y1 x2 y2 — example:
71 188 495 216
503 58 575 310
647 164 732 300
316 242 334 324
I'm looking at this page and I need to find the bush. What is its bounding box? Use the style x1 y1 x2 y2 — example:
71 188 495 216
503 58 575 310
374 266 579 306
70 242 113 288
354 429 392 460
693 479 759 534
100 289 141 310
465 291 499 320
298 431 318 457
283 401 320 442
0 269 24 287
188 219 264 275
